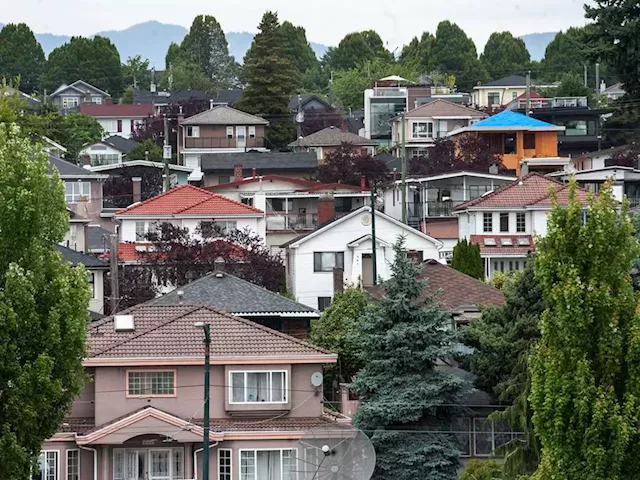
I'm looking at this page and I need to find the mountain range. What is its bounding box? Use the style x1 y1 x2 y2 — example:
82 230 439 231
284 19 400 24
0 20 556 68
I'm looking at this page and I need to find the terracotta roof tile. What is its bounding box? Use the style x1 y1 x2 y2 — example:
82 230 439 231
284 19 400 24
115 184 263 216
60 417 95 433
405 99 487 119
470 235 535 255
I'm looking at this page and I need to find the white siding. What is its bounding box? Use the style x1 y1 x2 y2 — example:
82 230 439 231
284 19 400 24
382 187 404 221
89 270 105 313
119 217 261 243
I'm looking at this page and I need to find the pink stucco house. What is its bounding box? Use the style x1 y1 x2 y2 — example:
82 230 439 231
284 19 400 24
36 304 344 480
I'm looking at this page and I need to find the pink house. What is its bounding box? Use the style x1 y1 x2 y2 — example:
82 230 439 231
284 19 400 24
37 304 344 480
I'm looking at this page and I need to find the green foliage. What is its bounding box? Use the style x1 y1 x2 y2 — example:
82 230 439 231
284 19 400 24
458 460 504 480
42 36 124 97
121 86 134 104
128 139 163 161
59 113 103 162
280 21 320 82
323 31 393 72
236 12 299 149
400 32 437 72
351 237 470 480
160 59 216 92
487 271 509 291
451 239 484 281
0 23 46 94
539 72 593 100
121 55 151 90
530 179 640 479
0 125 90 478
481 32 531 80
308 289 367 390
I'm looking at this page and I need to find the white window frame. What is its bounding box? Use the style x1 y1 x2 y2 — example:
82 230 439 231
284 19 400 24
87 272 95 299
226 126 234 139
239 449 294 480
213 220 238 234
113 447 184 480
248 126 256 138
37 450 60 480
62 97 79 109
186 126 200 138
411 121 434 139
516 212 526 233
91 97 102 104
126 370 177 398
65 182 91 203
218 449 232 480
313 252 345 272
483 213 493 233
66 449 80 480
229 370 288 404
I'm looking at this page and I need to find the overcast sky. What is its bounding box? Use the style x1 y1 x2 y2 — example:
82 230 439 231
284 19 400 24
4 0 589 50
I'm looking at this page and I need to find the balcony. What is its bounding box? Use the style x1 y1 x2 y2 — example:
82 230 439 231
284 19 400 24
408 201 465 219
514 97 588 110
184 137 265 149
373 87 408 97
89 154 121 166
266 213 318 231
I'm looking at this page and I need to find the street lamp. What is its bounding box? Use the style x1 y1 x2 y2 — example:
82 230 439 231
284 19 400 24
194 322 211 480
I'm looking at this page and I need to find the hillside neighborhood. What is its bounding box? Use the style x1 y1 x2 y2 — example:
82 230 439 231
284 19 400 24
1 1 640 480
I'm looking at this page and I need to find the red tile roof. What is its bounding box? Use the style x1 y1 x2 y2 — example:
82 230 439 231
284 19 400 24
455 173 591 210
470 235 535 255
116 184 264 216
79 103 154 118
87 305 334 360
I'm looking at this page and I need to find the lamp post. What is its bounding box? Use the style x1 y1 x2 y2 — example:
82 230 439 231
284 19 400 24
195 322 211 480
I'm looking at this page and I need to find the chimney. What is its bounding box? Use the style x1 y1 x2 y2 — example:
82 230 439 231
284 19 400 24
209 99 214 110
131 177 142 204
105 98 114 105
214 256 226 276
150 82 157 93
177 105 184 124
252 168 257 178
177 290 184 304
333 267 344 293
360 176 367 190
233 164 243 181
600 80 607 94
317 194 336 225
488 164 499 175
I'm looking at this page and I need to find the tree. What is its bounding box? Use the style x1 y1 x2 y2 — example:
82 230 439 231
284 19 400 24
128 138 163 161
301 107 344 136
400 32 436 72
410 136 503 176
451 239 484 280
317 143 389 186
539 72 593 99
458 460 504 480
0 23 46 93
103 165 163 209
529 179 640 479
323 31 392 71
351 237 470 480
180 15 236 90
159 60 215 92
59 113 103 162
121 55 151 90
41 36 124 97
279 21 320 81
606 143 640 168
308 289 367 396
236 12 299 149
104 265 155 315
0 125 90 478
480 32 531 81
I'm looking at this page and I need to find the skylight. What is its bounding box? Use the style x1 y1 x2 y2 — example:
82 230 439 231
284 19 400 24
518 238 531 246
500 238 513 246
483 238 497 246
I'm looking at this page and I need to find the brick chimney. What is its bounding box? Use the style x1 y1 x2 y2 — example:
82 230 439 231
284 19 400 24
233 164 243 181
317 194 336 225
132 177 142 203
214 256 226 274
105 98 114 105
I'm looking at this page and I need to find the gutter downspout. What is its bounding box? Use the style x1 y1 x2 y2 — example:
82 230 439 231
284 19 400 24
78 442 98 480
193 441 219 480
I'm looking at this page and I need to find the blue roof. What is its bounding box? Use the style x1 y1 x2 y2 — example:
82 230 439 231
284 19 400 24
469 110 559 130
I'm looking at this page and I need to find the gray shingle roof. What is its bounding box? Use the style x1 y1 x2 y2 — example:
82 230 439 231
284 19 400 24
133 89 211 104
289 126 378 147
201 152 318 173
146 272 318 315
104 135 138 154
181 105 268 126
88 226 113 252
288 95 331 111
484 75 528 87
55 245 110 270
48 155 106 179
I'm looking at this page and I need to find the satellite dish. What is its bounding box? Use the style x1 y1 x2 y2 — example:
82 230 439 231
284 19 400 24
290 425 376 480
311 372 324 388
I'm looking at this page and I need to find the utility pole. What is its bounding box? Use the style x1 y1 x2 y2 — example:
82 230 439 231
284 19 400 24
109 234 119 315
370 186 377 286
163 114 171 192
595 62 602 151
584 64 588 88
525 71 531 116
401 111 407 224
195 322 211 480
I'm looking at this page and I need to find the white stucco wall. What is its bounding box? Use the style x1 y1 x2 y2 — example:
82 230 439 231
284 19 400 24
119 217 262 243
98 117 144 138
472 88 526 107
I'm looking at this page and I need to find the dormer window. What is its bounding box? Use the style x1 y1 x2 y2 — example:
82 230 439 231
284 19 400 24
229 371 286 403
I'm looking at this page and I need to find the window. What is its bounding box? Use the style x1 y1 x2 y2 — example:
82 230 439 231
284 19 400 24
240 449 293 480
113 448 184 480
173 449 184 480
516 212 526 233
65 182 90 203
472 418 521 457
504 133 516 154
512 91 518 100
135 221 146 241
411 149 429 159
226 127 234 139
451 418 471 457
483 213 493 233
117 120 123 133
249 126 256 138
407 250 424 264
66 450 79 480
186 126 200 138
218 176 231 185
219 450 232 480
62 97 79 109
487 92 500 106
87 273 95 299
34 451 59 480
313 252 345 272
230 371 287 403
499 213 509 232
213 220 237 234
91 96 102 104
127 371 176 397
318 297 332 312
523 133 536 150
412 122 434 139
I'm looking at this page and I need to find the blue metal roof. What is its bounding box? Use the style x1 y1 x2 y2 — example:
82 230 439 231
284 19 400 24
469 110 559 129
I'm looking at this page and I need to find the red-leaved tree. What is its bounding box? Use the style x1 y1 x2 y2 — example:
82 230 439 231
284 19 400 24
103 166 163 208
301 108 346 136
606 144 640 168
317 143 389 186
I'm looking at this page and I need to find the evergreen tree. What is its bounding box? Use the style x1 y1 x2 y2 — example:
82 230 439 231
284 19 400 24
400 32 436 72
236 12 298 149
0 125 90 478
323 31 393 71
480 32 531 80
0 23 46 93
351 237 470 480
279 21 320 80
530 179 640 479
451 239 484 281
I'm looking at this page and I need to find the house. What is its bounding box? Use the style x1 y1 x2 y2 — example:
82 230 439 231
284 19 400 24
282 206 443 310
571 145 631 171
207 175 370 249
64 208 91 253
390 100 488 159
447 110 566 176
145 260 320 337
602 82 625 103
133 88 213 114
454 173 590 278
79 136 139 166
79 103 154 138
89 160 193 189
55 244 109 316
552 165 640 207
178 105 269 168
49 80 111 110
472 75 556 109
113 184 266 258
199 152 319 186
288 126 378 161
288 94 332 112
36 303 345 480
42 136 69 159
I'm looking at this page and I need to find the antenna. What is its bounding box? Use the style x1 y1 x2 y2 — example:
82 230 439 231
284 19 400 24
290 425 376 479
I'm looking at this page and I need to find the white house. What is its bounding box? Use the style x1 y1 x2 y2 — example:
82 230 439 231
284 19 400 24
282 206 443 310
79 103 154 138
472 75 556 109
79 135 139 166
454 173 590 278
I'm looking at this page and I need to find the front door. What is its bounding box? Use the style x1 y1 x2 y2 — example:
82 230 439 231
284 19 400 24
362 254 374 287
149 450 171 480
125 450 147 480
236 126 246 148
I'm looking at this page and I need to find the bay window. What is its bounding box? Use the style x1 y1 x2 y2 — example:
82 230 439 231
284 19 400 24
240 449 294 480
33 451 58 480
230 371 287 403
65 182 91 203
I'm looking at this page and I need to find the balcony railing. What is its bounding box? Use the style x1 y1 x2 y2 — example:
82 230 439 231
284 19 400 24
184 137 265 149
266 213 318 231
373 87 408 97
408 201 465 219
514 97 588 110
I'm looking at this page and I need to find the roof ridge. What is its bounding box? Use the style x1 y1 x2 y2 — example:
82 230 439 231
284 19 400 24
455 172 554 210
114 184 199 215
183 105 268 125
194 191 264 214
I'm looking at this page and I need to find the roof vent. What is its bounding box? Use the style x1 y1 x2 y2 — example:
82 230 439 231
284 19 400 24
114 315 134 332
177 290 184 304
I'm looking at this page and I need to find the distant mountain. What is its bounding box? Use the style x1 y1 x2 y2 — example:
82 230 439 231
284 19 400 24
0 21 329 68
520 32 558 61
